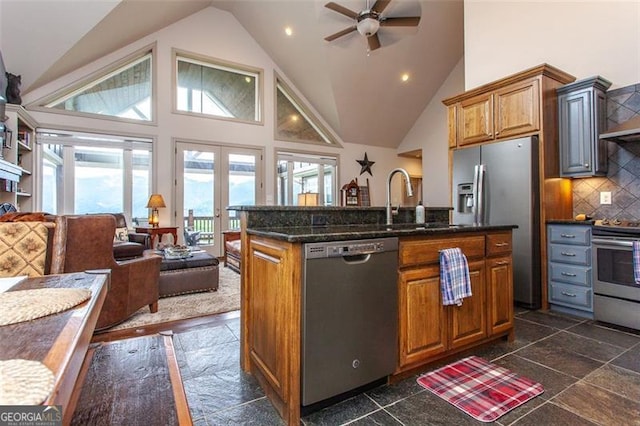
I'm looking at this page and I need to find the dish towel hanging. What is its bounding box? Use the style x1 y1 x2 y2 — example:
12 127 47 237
440 248 472 306
633 241 640 285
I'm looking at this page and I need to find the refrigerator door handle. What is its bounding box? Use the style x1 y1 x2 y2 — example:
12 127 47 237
475 164 486 224
472 164 480 223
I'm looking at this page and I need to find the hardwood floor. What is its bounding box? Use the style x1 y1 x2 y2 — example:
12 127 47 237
79 308 640 425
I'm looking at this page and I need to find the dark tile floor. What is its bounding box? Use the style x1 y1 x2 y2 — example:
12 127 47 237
174 309 640 425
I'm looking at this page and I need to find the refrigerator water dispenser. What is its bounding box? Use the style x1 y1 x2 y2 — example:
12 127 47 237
457 183 474 214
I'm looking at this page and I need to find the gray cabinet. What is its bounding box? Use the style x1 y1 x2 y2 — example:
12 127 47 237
558 76 611 177
547 224 593 318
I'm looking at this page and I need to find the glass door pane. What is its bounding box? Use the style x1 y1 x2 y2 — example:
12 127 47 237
227 152 256 230
180 147 215 253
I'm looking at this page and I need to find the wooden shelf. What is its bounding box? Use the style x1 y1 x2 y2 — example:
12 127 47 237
17 192 32 197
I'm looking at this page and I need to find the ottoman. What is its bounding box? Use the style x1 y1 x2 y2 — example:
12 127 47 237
158 251 219 297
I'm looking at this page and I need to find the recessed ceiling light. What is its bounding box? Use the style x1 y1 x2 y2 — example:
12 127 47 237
285 27 293 36
401 73 410 82
245 77 251 83
291 114 299 122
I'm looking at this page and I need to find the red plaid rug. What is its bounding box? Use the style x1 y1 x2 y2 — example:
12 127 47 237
417 356 544 422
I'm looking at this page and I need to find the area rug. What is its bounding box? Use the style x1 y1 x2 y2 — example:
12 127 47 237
417 356 544 422
108 266 240 332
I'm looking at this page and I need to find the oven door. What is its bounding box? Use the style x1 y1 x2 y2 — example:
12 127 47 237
592 237 640 330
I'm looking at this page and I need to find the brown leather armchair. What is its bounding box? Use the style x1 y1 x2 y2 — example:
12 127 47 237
51 214 161 330
110 213 151 260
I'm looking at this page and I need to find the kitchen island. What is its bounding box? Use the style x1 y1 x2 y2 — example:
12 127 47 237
230 206 516 425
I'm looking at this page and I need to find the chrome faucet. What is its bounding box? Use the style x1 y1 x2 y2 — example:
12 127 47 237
386 168 414 225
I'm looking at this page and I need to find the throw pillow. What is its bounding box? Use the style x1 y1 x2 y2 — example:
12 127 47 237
114 227 129 242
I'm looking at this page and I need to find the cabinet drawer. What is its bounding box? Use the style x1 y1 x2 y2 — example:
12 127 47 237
549 244 591 266
399 235 485 267
549 263 592 287
548 225 591 245
486 232 512 256
549 282 592 311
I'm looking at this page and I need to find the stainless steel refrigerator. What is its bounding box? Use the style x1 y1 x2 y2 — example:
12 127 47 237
452 136 541 308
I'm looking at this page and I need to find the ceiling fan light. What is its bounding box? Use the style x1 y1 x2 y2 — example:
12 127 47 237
357 17 380 37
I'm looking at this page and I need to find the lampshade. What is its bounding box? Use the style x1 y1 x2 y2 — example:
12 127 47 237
297 192 319 206
357 17 380 37
146 194 166 209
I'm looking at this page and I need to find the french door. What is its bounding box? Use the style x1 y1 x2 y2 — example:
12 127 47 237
175 142 262 257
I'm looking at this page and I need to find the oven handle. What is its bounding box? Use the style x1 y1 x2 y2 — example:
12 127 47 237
591 238 634 248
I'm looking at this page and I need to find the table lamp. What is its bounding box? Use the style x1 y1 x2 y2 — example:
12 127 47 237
146 194 166 228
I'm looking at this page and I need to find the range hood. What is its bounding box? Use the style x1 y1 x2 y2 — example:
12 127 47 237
600 115 640 143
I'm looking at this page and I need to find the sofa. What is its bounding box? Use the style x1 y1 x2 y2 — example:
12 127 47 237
223 230 241 273
109 213 152 260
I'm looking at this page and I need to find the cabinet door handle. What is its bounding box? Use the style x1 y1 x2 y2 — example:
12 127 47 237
561 272 577 277
560 234 575 238
495 261 510 266
561 252 576 257
494 242 509 247
561 291 577 297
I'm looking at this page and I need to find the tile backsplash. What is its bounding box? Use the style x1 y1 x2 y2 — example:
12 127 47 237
572 83 640 220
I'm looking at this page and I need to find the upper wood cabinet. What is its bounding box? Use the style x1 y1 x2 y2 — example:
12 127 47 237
557 76 611 177
444 64 573 149
456 79 540 146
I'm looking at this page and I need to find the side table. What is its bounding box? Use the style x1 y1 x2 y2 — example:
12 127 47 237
135 226 178 248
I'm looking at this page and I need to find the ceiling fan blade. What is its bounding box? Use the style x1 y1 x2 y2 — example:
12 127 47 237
380 16 421 27
324 25 357 41
367 33 381 51
325 2 358 19
371 0 392 14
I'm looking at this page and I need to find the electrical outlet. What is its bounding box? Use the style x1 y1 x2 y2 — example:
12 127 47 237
600 191 612 205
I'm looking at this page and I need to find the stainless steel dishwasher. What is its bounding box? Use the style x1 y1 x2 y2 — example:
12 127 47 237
302 237 398 408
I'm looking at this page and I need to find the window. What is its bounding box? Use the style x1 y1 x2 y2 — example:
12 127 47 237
38 130 152 223
175 51 262 123
44 52 153 121
275 76 339 146
276 151 338 206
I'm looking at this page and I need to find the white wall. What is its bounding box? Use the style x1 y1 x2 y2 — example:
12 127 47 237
21 6 415 224
464 1 640 89
398 58 465 207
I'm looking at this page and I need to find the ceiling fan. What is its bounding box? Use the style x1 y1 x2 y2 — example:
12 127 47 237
324 0 421 51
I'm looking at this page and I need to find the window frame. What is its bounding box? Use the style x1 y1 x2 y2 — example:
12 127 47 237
275 149 340 206
36 128 155 223
172 49 264 125
274 73 341 147
32 44 157 125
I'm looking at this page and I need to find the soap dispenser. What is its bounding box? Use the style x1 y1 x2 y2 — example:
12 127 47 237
415 201 425 224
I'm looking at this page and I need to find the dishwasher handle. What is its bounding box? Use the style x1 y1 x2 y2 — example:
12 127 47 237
341 254 371 264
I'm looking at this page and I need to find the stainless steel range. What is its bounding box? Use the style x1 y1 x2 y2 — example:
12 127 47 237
591 219 640 330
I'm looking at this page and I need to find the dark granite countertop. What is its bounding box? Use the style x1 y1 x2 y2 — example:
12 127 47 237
247 223 518 243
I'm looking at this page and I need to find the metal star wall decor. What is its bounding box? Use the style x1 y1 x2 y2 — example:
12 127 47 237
357 152 375 176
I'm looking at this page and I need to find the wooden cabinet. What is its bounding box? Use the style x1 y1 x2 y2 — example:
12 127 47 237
557 76 611 177
243 235 302 425
2 105 36 211
397 230 513 374
398 265 447 366
449 259 487 349
456 79 540 146
547 224 593 318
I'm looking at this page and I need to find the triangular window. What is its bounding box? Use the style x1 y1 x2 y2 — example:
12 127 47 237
275 76 339 146
45 52 153 121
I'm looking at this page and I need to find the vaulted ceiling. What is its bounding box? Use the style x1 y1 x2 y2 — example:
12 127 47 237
0 0 464 149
